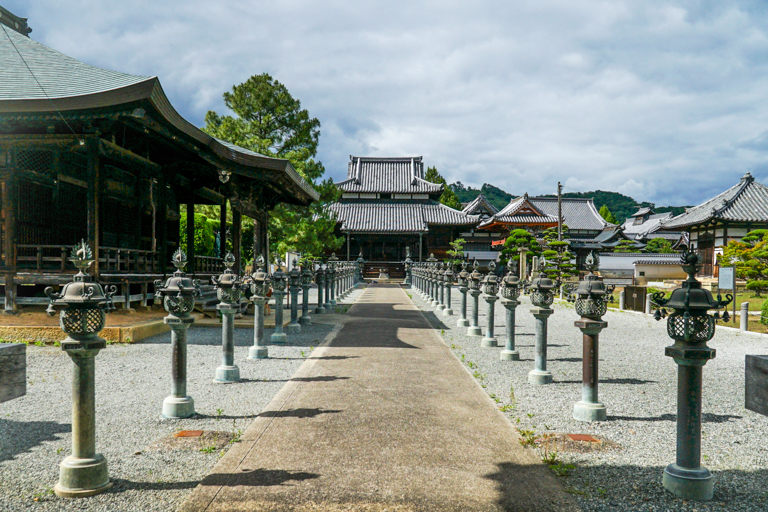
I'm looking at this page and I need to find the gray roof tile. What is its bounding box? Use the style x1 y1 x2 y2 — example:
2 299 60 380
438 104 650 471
337 156 443 195
328 200 478 234
461 194 499 216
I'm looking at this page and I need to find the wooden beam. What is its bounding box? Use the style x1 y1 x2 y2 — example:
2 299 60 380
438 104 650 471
232 208 242 275
0 134 83 152
186 201 195 275
98 139 161 174
87 138 101 277
157 178 168 275
219 201 227 259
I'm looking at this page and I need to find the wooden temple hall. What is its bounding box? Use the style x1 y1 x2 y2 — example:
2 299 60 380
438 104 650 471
0 8 318 312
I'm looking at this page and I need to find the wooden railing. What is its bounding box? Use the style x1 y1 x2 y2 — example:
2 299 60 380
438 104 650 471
195 255 223 274
16 245 161 273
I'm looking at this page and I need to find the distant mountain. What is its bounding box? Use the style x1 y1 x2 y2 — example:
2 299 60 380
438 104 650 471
449 183 689 224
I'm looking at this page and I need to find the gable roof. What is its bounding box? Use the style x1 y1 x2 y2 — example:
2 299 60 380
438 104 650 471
478 194 558 229
529 197 611 231
621 212 674 240
461 194 499 216
661 172 768 229
630 207 654 218
336 156 443 195
0 21 318 205
328 200 479 234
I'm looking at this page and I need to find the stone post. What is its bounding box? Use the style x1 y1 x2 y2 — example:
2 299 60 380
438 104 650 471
437 263 446 311
324 264 333 310
741 302 749 332
467 260 484 336
646 293 652 315
271 261 288 344
481 261 499 348
528 307 554 384
249 296 268 359
501 300 519 360
212 253 241 383
300 265 312 326
287 262 301 334
457 261 470 327
619 290 625 310
315 267 325 314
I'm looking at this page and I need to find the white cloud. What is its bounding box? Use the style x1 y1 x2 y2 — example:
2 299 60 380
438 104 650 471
5 0 768 206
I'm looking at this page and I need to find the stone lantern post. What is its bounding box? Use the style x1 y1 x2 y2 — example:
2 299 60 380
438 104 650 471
457 261 470 327
404 246 413 286
426 254 438 305
45 241 116 497
287 259 302 334
481 261 499 348
271 258 288 344
653 251 732 501
211 252 242 383
528 258 556 385
315 264 325 314
154 249 199 418
437 263 446 311
444 263 454 316
500 257 521 361
246 255 270 359
300 262 313 326
573 252 610 421
356 251 365 283
468 260 484 336
324 263 333 310
328 253 339 306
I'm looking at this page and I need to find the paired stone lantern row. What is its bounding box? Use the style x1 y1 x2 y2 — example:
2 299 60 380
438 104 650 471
211 252 243 383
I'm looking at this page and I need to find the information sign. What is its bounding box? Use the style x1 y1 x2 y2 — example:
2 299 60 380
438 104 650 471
718 266 735 291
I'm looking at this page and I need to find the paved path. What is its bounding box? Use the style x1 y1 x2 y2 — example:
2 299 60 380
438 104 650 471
179 284 578 512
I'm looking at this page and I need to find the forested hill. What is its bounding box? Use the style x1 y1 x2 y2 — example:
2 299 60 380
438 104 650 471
449 183 689 224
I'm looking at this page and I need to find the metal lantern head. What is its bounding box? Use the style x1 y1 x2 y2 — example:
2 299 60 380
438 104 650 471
427 253 437 263
575 252 608 319
469 259 484 291
288 259 302 288
154 248 198 316
501 257 520 300
438 262 445 278
652 251 732 343
301 263 313 286
271 258 288 293
457 260 470 287
249 254 271 298
328 253 339 269
444 262 454 284
212 252 242 305
357 251 365 267
529 257 556 308
45 241 117 339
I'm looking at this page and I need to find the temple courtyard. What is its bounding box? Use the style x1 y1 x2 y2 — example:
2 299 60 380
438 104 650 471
1 283 768 511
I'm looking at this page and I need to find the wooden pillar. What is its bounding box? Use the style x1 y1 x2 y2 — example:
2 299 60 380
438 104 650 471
263 211 270 266
3 174 16 314
252 218 261 269
156 179 168 275
232 208 242 275
186 201 195 275
86 138 101 277
219 201 227 259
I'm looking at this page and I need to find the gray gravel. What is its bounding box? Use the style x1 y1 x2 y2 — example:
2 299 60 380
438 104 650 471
411 285 768 512
0 286 363 512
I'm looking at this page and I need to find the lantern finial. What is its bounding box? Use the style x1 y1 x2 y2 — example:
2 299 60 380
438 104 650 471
69 240 94 273
172 248 188 271
224 252 236 269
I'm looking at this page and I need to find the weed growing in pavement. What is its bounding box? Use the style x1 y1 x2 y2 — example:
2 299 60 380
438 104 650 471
597 488 607 498
564 487 586 496
550 462 576 477
199 432 219 453
515 426 540 447
460 354 465 362
440 329 445 336
467 361 477 369
56 447 64 455
230 420 242 444
450 343 461 349
300 351 306 358
499 404 516 413
215 409 224 421
31 488 54 502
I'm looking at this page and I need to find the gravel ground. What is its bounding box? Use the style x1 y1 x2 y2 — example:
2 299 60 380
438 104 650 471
0 286 363 512
410 284 768 512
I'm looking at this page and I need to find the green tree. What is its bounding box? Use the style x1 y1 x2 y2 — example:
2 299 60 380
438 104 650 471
203 73 343 260
644 237 673 253
179 210 216 257
424 166 462 210
613 239 638 253
540 226 578 285
598 205 618 225
501 229 541 265
721 229 768 297
445 238 466 268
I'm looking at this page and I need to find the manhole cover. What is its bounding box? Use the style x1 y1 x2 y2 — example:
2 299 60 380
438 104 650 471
175 430 204 438
535 433 621 453
567 434 599 443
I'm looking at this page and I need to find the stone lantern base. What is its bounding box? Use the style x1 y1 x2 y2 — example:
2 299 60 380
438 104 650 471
663 464 714 501
55 454 112 498
214 365 241 383
573 400 607 422
467 326 483 337
527 369 553 385
162 395 195 419
500 350 519 361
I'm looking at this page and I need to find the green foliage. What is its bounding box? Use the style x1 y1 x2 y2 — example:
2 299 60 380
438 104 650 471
761 299 768 326
445 238 466 267
746 280 768 298
501 229 541 262
425 166 462 210
203 73 342 259
179 211 215 256
721 230 768 297
644 237 674 253
613 239 638 253
450 182 514 211
598 205 618 225
540 226 577 285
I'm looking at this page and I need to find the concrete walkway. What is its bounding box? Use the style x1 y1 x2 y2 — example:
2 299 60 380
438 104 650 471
179 284 578 512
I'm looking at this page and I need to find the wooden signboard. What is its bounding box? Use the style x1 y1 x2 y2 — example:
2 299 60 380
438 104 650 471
0 343 26 403
746 355 768 417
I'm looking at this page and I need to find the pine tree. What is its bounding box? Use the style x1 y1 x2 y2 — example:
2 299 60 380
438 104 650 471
540 226 578 285
598 205 618 225
424 166 463 210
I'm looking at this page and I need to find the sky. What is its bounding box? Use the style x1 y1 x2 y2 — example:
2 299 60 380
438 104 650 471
5 1 768 207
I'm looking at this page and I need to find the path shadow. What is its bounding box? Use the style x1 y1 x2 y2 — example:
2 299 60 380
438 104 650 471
193 413 260 420
0 419 71 462
110 478 200 492
259 408 342 418
290 376 350 382
608 413 742 423
556 378 657 385
550 357 582 362
202 468 321 487
484 461 578 511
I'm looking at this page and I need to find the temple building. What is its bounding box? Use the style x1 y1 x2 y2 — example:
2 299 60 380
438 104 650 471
620 207 680 243
0 6 317 311
660 172 768 275
327 156 479 266
458 194 504 263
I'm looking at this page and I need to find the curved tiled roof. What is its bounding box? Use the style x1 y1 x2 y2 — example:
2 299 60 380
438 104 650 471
336 156 444 195
461 194 499 216
0 24 318 204
530 197 611 231
621 212 674 240
328 200 478 234
662 172 768 229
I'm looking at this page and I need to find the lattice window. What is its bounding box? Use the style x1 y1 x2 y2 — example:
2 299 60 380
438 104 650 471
16 150 52 173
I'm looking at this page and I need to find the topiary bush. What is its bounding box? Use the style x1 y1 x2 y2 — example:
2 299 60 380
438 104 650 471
761 299 768 326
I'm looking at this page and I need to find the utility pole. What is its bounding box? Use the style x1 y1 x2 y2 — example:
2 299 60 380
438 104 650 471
557 182 563 241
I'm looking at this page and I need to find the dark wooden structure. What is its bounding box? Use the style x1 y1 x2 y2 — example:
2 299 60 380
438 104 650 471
0 10 318 311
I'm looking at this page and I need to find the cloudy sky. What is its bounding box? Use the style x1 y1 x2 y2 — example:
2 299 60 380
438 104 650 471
5 1 768 206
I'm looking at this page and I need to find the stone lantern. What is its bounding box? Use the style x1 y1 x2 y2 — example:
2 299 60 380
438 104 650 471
356 251 365 283
246 254 270 359
467 260 484 336
287 259 302 334
573 251 610 421
653 251 732 501
528 257 556 385
437 263 446 311
300 262 313 326
328 253 339 306
323 263 333 310
426 254 438 304
500 257 521 361
315 264 326 314
481 261 499 348
270 258 288 344
457 261 470 327
404 246 413 286
444 262 454 316
45 241 116 497
155 248 199 418
211 252 242 383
